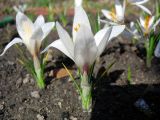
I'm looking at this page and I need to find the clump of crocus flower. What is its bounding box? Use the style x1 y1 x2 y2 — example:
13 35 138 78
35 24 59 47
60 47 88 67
102 0 125 25
126 0 151 15
101 0 151 26
42 6 125 111
0 12 55 88
135 14 160 67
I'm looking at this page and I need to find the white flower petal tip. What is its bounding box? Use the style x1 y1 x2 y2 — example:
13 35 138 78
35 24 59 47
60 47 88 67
130 0 149 5
41 45 51 54
16 11 34 40
75 0 83 7
155 41 160 57
56 22 74 58
115 0 124 21
109 25 125 40
41 40 74 61
34 15 45 27
95 27 112 56
73 5 91 37
0 38 22 56
136 4 152 15
42 22 55 39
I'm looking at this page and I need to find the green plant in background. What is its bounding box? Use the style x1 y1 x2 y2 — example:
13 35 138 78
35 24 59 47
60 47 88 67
59 9 68 27
127 65 132 85
135 14 160 68
48 2 55 22
42 6 125 111
89 12 101 34
0 12 55 89
156 0 160 19
34 0 52 7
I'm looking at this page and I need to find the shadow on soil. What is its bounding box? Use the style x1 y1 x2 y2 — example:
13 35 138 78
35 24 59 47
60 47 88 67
91 69 160 120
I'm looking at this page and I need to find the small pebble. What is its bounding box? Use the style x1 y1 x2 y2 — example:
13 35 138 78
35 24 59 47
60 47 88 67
134 98 153 116
70 116 77 120
49 70 54 77
58 102 62 109
134 98 150 111
16 78 22 88
23 74 30 84
131 46 137 52
7 61 14 65
37 114 45 120
31 91 40 99
30 78 35 85
0 103 4 110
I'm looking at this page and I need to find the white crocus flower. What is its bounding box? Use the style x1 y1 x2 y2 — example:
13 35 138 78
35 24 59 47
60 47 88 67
42 6 125 111
127 0 151 15
0 12 55 57
42 7 125 72
139 15 160 35
102 0 125 25
0 12 55 88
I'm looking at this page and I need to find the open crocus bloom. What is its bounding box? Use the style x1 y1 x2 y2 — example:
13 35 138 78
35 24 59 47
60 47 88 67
42 6 125 72
139 15 160 35
127 0 151 15
0 12 55 57
102 0 125 24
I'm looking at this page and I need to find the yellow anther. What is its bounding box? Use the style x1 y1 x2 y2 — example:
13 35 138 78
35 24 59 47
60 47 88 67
74 23 80 32
144 16 151 32
109 8 117 22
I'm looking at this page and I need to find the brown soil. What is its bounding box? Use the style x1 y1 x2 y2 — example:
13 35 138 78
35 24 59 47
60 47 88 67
1 23 160 120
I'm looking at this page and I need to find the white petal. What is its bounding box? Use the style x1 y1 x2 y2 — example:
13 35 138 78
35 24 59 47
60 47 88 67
73 6 91 42
16 12 34 40
140 16 145 28
109 25 125 40
41 22 55 39
153 18 160 30
148 16 155 29
130 0 149 5
100 19 118 26
74 0 82 7
30 27 44 54
130 22 135 30
130 22 138 34
0 38 23 56
94 27 112 56
74 25 97 68
34 15 45 28
135 4 151 15
56 22 74 58
130 22 140 38
155 40 160 57
101 9 113 21
115 0 124 21
123 0 126 16
41 40 74 61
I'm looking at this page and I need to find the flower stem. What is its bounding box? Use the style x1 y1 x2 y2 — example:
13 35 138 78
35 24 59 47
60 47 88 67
81 72 92 112
33 55 45 89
